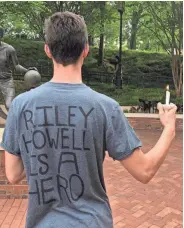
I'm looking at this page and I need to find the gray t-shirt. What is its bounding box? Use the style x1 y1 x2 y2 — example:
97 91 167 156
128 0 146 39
1 82 142 228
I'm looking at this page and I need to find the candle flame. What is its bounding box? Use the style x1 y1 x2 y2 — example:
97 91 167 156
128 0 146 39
166 85 169 90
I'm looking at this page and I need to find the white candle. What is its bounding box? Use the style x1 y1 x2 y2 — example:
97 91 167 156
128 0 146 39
165 85 170 105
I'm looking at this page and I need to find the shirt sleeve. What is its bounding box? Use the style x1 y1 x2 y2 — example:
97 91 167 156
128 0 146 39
0 100 20 156
105 105 142 161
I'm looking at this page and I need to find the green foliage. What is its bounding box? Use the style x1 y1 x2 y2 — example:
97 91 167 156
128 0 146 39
2 81 181 106
2 38 172 86
87 83 182 105
0 1 182 96
175 96 183 105
1 1 182 52
3 38 50 67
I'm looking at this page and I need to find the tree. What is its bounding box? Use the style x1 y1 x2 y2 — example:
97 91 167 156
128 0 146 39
0 1 83 39
146 1 183 96
126 2 144 49
98 2 106 66
0 1 50 39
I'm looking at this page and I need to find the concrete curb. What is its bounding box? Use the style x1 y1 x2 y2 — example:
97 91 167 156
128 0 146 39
124 113 183 119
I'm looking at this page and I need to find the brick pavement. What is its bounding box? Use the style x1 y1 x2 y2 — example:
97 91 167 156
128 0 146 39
0 129 182 228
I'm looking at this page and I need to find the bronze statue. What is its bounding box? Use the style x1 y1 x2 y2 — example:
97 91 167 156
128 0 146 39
0 27 38 119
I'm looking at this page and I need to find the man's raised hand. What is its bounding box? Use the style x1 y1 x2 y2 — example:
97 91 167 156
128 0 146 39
157 102 177 130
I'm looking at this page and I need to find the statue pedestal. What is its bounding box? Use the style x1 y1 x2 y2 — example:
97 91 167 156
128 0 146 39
0 128 4 152
0 105 7 127
0 128 4 169
0 116 5 127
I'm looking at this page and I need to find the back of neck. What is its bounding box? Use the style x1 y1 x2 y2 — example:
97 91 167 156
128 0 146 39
51 63 82 84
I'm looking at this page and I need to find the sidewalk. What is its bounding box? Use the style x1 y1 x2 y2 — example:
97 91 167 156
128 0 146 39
0 129 182 228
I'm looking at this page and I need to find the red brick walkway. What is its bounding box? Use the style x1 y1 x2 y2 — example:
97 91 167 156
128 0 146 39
0 130 182 228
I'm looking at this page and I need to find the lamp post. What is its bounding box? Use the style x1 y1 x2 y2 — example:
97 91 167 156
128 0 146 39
115 2 125 89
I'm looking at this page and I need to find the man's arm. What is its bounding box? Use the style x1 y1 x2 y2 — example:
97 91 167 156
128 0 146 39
120 103 177 184
5 151 26 184
9 46 28 73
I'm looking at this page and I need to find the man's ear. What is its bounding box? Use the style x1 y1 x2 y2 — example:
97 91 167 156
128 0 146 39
44 44 52 59
82 43 89 58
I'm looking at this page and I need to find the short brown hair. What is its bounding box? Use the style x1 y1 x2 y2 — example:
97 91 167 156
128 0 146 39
44 11 88 66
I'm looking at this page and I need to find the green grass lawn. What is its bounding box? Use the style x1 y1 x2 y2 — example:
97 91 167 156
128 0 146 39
87 82 182 106
0 81 182 106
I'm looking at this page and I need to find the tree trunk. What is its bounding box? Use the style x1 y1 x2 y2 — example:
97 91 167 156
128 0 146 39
129 9 142 50
98 34 104 65
129 12 138 49
172 54 183 96
171 2 183 97
98 2 105 66
130 28 137 49
145 41 150 50
88 36 94 46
